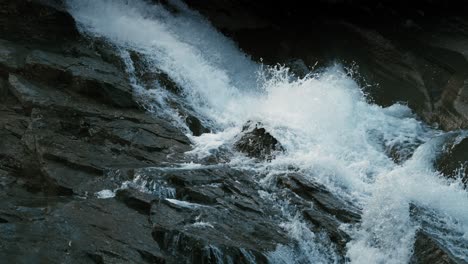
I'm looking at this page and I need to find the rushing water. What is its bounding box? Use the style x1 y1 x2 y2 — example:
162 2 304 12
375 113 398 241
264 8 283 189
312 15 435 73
67 0 468 263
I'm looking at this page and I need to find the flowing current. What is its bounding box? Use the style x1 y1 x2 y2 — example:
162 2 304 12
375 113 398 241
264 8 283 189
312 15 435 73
66 0 468 263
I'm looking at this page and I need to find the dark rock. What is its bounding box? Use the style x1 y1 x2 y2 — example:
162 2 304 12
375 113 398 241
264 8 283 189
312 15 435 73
410 231 458 264
0 0 303 263
151 199 274 264
0 71 190 195
0 0 79 43
234 121 284 160
127 51 214 137
88 38 127 72
0 39 137 108
185 114 209 136
279 173 360 223
129 50 182 95
0 78 8 99
436 136 468 186
278 173 360 254
409 204 467 264
0 12 193 249
386 142 419 164
303 208 351 254
0 195 165 264
122 167 291 263
116 188 157 215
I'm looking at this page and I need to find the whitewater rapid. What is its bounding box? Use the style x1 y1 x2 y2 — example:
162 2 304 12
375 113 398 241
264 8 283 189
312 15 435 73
67 0 468 263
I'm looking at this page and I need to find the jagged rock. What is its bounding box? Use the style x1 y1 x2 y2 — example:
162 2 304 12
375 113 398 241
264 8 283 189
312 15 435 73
0 0 300 263
129 51 183 95
234 121 284 160
152 199 274 264
278 173 360 254
436 136 468 186
410 231 458 264
128 51 213 137
116 188 157 215
0 71 191 195
185 114 209 136
0 10 194 246
279 173 360 223
117 167 291 263
409 204 467 264
0 39 137 108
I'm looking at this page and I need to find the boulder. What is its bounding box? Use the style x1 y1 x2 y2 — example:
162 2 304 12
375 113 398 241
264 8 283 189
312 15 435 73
185 114 209 136
234 121 284 160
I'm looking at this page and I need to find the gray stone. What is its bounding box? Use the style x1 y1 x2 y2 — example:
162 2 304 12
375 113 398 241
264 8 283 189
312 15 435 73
234 121 284 161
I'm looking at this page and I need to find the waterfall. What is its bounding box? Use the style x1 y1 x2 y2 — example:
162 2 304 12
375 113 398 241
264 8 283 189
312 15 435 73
66 0 468 262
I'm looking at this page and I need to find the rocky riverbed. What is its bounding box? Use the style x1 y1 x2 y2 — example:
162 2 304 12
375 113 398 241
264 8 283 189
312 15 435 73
1 0 468 263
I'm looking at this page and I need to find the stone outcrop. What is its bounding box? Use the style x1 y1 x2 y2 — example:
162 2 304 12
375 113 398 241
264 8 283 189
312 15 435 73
0 0 190 262
234 121 284 161
1 0 467 263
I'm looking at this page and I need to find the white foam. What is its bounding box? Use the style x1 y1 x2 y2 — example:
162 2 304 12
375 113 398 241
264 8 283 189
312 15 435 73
95 189 115 199
166 198 204 209
192 221 214 229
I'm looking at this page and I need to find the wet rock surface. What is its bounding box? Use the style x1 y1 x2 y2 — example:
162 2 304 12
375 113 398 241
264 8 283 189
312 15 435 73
0 189 164 264
234 121 285 161
0 0 189 262
149 168 288 263
278 173 360 255
436 135 468 186
1 0 467 263
409 204 468 264
410 231 458 264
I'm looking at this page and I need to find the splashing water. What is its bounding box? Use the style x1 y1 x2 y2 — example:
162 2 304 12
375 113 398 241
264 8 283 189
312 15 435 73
67 0 468 262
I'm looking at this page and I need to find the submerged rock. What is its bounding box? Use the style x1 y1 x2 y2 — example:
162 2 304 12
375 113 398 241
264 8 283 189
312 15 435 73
234 121 285 160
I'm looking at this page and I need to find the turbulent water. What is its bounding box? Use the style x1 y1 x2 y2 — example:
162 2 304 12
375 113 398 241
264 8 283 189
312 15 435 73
66 0 468 263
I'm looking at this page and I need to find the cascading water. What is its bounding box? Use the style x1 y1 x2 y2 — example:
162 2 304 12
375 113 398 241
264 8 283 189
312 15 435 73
66 0 468 263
